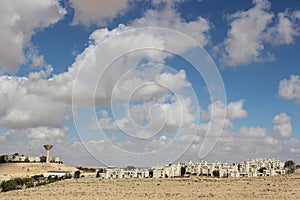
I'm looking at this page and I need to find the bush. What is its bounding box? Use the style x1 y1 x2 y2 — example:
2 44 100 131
48 176 55 183
26 182 34 188
1 180 18 192
212 170 220 177
0 174 66 192
74 170 81 179
180 166 186 177
258 167 267 173
284 160 295 169
77 167 96 172
65 174 72 179
96 171 100 178
98 168 106 173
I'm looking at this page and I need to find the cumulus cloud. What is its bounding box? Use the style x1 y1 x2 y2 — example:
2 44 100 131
272 113 292 137
70 0 130 26
217 0 273 67
28 65 54 80
0 0 66 73
237 127 267 138
201 100 247 120
217 0 300 67
0 2 211 131
0 76 70 129
0 127 67 146
264 10 300 45
31 5 211 108
278 74 300 103
132 6 211 46
97 95 198 138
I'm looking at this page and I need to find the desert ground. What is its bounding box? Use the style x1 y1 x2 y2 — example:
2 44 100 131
0 163 77 180
0 167 299 200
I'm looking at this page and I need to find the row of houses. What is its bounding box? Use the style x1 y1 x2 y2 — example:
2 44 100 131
101 168 151 179
163 158 286 178
0 154 61 163
98 158 286 179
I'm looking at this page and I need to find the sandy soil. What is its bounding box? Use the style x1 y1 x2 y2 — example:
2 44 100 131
1 169 300 200
0 163 77 179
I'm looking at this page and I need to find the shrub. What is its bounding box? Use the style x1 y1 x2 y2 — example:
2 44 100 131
1 180 18 192
212 170 220 177
48 176 55 183
284 160 295 169
74 170 81 179
180 166 186 177
96 171 100 178
77 167 96 172
26 182 34 188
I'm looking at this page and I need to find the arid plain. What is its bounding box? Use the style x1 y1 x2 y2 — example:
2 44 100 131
1 166 299 200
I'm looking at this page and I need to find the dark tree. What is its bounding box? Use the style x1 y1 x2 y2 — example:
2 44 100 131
74 170 81 179
284 160 295 169
96 171 101 178
125 166 135 170
1 180 18 192
258 167 267 173
149 170 153 178
180 166 186 177
40 156 46 163
98 168 106 173
212 170 220 177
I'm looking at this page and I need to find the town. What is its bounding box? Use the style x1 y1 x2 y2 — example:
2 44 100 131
0 151 290 179
97 158 289 179
0 144 294 180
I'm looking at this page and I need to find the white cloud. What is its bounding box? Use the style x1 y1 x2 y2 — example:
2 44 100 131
0 127 67 145
218 0 273 67
217 0 300 67
0 3 210 131
290 148 300 154
0 76 70 129
272 113 292 137
97 95 198 138
28 65 53 80
26 127 67 142
237 127 267 138
32 5 211 108
132 6 211 46
227 100 248 119
264 10 300 45
278 74 300 102
112 68 191 101
201 100 247 120
264 136 279 145
0 0 66 73
25 45 47 68
70 0 130 26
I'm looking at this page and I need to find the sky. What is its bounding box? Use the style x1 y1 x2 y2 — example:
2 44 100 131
0 0 300 167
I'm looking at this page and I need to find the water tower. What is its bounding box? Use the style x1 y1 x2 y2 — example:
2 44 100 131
43 144 53 164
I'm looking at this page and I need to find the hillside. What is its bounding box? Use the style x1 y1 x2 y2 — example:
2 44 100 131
0 163 77 180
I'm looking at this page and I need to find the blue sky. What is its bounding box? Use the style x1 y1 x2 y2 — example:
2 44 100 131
0 0 300 167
